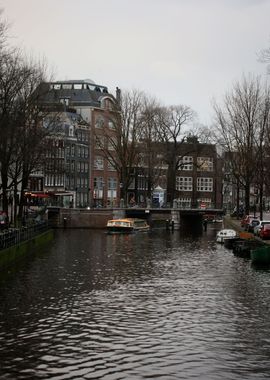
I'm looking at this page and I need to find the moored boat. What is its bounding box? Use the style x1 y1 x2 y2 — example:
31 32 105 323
106 218 150 234
224 236 241 250
251 245 270 265
233 239 264 258
216 229 238 244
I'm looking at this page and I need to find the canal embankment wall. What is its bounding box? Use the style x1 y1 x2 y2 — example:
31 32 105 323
57 208 115 229
0 229 54 270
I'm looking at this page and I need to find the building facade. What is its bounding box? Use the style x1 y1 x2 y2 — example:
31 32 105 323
34 79 119 208
128 139 223 209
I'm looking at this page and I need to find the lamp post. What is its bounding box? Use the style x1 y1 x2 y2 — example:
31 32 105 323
119 182 124 208
23 189 29 226
102 180 105 208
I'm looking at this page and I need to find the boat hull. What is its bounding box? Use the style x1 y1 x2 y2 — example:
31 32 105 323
106 218 150 234
233 239 263 258
107 226 134 234
216 229 237 243
251 246 270 264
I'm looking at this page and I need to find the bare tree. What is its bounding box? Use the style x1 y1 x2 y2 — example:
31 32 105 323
16 59 53 220
138 97 164 201
96 89 147 206
0 11 53 223
157 105 195 206
213 74 270 215
258 41 270 75
0 9 9 54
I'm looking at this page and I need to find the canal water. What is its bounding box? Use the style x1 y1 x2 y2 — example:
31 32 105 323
0 225 270 380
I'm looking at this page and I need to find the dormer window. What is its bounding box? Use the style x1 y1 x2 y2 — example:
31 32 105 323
101 97 113 110
60 98 69 106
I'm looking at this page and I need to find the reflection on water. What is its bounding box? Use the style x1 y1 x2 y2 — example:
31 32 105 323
0 225 270 379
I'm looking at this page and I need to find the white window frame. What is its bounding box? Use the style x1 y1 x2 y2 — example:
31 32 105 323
178 198 191 208
94 156 104 170
197 157 213 172
197 177 213 192
176 177 193 191
180 156 193 171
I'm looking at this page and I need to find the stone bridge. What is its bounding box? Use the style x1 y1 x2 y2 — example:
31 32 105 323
47 206 224 229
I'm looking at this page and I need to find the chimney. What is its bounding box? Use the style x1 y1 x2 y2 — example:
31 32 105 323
116 87 121 103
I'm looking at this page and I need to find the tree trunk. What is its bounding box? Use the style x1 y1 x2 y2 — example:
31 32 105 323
244 181 250 215
18 175 28 220
166 165 176 207
1 171 8 215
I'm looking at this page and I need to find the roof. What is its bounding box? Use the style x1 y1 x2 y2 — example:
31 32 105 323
36 80 115 108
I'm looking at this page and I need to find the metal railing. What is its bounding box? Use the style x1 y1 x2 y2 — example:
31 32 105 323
0 221 50 251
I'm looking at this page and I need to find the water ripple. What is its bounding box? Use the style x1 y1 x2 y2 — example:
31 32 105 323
0 229 270 379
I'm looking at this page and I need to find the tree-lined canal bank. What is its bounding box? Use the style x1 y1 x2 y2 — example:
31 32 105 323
0 226 270 379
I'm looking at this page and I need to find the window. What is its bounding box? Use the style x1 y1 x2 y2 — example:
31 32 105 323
138 175 147 190
108 177 117 190
178 198 191 208
69 125 74 137
94 177 104 199
101 98 113 109
60 98 69 106
108 137 116 151
180 156 193 171
44 174 64 186
94 156 104 170
107 181 117 201
71 144 75 156
95 135 104 149
198 198 212 208
176 177 193 191
95 116 104 129
108 121 115 129
62 84 72 89
197 157 213 172
108 160 116 171
82 131 88 142
94 177 104 189
197 177 213 192
84 147 89 158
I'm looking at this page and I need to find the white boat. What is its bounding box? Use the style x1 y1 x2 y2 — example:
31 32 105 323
106 218 150 234
216 229 238 243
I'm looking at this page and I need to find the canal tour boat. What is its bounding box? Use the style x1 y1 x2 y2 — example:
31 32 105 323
216 229 238 244
106 218 150 234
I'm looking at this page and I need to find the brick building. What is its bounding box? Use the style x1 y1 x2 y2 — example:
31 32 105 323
128 138 223 209
34 79 119 207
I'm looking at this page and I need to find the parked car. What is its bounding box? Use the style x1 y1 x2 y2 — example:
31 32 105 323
259 224 270 239
254 220 270 236
247 218 260 232
241 215 255 228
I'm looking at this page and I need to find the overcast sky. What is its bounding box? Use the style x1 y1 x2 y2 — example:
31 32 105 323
1 0 270 124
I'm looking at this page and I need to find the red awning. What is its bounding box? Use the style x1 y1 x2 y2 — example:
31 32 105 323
30 193 50 198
